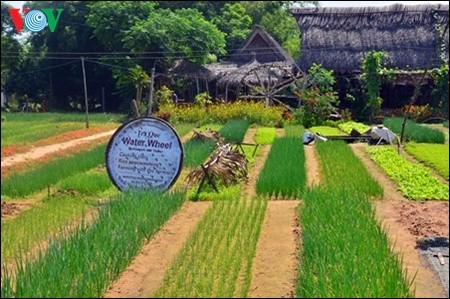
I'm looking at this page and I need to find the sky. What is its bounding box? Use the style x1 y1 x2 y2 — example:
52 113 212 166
3 1 449 9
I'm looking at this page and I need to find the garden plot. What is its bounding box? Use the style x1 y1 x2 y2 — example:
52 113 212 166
2 118 448 297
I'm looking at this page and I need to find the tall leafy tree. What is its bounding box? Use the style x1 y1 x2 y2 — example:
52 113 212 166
212 3 252 52
87 1 157 51
123 8 226 65
240 1 318 59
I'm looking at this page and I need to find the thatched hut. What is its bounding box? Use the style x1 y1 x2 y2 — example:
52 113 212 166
291 3 449 108
291 3 448 74
207 26 297 102
165 59 216 101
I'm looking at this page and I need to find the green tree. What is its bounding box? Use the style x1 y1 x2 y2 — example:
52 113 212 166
240 1 318 60
293 64 338 127
87 1 157 51
123 8 226 65
212 3 252 51
361 51 388 122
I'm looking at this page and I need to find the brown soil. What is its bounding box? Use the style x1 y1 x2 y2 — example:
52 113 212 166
304 144 321 187
1 129 117 168
248 201 300 298
104 201 211 298
243 127 300 298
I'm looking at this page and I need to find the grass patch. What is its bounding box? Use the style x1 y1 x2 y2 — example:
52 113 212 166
1 112 123 148
173 123 196 138
219 119 250 143
183 139 217 168
284 125 304 138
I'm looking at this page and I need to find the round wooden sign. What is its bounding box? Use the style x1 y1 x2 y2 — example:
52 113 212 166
106 117 183 191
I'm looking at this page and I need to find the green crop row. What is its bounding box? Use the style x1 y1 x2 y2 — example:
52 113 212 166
219 119 250 144
315 141 383 197
404 143 449 180
383 117 445 144
284 125 304 138
297 188 412 298
1 189 185 298
182 139 217 168
365 146 448 200
309 126 346 136
155 196 267 298
337 121 371 134
1 195 94 262
56 168 113 196
2 143 108 198
256 137 306 198
254 127 276 144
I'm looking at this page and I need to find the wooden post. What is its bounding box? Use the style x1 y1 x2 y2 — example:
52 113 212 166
225 82 229 102
101 86 105 113
81 57 90 128
196 77 200 95
147 68 155 117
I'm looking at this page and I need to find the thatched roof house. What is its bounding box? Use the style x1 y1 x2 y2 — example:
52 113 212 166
207 26 296 100
291 4 449 74
168 59 215 80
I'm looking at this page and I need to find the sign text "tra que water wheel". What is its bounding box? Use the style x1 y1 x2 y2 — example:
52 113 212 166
106 117 183 192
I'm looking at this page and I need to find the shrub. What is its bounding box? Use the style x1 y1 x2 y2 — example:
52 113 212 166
158 101 284 126
399 104 433 122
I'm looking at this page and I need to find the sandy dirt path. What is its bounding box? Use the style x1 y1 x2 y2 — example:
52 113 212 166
246 127 301 298
104 201 211 298
1 129 117 168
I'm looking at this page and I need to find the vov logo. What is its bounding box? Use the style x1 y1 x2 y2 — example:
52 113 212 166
7 8 64 33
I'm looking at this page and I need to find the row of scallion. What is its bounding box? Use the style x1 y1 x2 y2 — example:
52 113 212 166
219 119 250 143
1 143 108 198
1 189 185 298
1 167 116 262
297 141 412 298
383 117 445 144
315 141 383 197
255 125 305 198
155 195 267 298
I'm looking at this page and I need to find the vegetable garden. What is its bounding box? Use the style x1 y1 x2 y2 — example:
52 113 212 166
1 109 448 298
